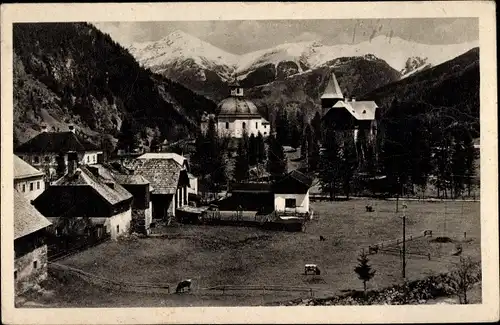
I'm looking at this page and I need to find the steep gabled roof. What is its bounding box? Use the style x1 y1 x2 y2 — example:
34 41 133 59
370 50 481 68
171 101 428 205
126 158 183 194
14 191 52 239
332 100 378 120
14 155 44 179
321 72 344 100
53 166 132 205
15 131 99 153
273 169 313 194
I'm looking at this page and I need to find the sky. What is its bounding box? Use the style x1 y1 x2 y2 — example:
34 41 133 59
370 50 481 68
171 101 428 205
93 18 479 55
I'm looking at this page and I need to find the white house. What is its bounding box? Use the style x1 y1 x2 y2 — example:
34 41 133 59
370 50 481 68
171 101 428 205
201 81 270 138
14 155 45 201
272 170 313 214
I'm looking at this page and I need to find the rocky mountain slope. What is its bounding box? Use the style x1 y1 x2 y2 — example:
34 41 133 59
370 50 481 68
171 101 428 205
128 31 478 101
13 23 216 146
361 47 480 135
246 55 401 122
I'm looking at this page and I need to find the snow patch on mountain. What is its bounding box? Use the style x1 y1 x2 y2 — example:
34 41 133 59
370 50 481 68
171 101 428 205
128 30 238 81
128 30 479 83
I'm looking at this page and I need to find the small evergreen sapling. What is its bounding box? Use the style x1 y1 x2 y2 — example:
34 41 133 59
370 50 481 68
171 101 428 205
354 252 376 296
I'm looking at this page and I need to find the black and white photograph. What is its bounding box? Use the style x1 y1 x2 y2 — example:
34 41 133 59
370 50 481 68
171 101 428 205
1 2 498 324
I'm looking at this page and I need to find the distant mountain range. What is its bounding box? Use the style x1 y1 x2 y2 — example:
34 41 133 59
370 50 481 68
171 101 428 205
13 24 479 149
128 30 478 102
13 23 216 146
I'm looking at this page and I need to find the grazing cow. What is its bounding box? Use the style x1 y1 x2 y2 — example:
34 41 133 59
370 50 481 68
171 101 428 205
175 279 192 293
320 235 326 241
305 264 321 275
368 245 379 254
365 205 374 212
423 230 433 237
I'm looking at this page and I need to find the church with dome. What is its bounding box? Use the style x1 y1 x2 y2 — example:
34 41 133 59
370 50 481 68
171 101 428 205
201 81 270 138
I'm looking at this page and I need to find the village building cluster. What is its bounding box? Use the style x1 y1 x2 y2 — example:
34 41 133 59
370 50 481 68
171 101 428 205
12 71 379 296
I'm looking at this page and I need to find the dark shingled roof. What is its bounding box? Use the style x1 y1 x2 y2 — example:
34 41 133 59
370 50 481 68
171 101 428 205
272 169 313 194
15 131 99 153
126 158 184 195
14 191 51 239
54 166 132 205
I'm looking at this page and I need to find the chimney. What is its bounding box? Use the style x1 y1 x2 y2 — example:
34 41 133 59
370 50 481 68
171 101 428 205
41 123 49 133
67 152 78 175
68 124 75 133
351 97 356 102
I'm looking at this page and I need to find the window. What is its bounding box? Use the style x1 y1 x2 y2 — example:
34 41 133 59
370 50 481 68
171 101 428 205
33 261 38 269
22 184 26 192
93 155 96 163
285 198 296 209
242 122 246 129
226 122 229 129
44 156 51 163
34 156 40 164
29 183 34 191
116 225 120 234
264 132 267 135
264 124 267 128
14 270 18 280
87 156 90 163
37 181 40 190
255 122 258 128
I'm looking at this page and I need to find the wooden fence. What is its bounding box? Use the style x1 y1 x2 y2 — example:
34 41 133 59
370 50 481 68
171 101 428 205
49 262 170 294
202 285 335 298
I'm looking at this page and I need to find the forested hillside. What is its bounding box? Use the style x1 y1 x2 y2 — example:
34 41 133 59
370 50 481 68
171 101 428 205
13 23 216 146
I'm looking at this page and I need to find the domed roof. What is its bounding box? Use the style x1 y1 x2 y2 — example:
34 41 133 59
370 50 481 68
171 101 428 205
217 97 261 118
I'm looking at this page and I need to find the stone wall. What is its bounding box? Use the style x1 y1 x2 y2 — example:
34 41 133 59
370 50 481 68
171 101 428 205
14 245 48 296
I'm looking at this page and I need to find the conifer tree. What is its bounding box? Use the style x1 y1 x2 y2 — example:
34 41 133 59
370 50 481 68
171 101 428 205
354 252 376 297
256 132 266 163
318 128 340 199
267 134 287 180
234 138 250 182
248 133 258 166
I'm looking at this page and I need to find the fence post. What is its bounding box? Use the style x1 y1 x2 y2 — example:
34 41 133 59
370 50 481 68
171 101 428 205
310 288 313 297
464 232 467 240
410 235 412 241
428 253 431 261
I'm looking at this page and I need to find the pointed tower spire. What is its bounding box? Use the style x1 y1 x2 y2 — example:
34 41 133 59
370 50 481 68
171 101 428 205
321 72 344 117
321 72 343 100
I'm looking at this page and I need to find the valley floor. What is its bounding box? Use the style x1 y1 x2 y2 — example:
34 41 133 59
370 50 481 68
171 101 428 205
18 199 481 307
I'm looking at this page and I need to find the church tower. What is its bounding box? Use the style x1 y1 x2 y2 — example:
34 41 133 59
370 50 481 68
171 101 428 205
229 79 244 97
321 72 344 116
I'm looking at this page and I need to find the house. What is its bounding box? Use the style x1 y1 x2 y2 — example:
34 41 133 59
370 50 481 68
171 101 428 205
14 155 45 200
33 153 133 241
272 170 313 214
14 191 52 296
320 72 379 167
201 80 270 138
126 156 190 219
321 72 379 134
15 124 102 180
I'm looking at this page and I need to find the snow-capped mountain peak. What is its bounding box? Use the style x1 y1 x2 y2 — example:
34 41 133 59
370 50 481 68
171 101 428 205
128 30 239 81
